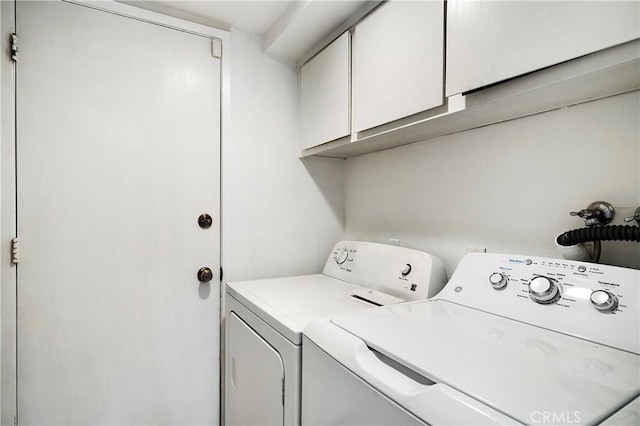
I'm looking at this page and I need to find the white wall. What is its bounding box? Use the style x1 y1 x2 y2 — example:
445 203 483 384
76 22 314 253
345 92 640 276
222 29 344 283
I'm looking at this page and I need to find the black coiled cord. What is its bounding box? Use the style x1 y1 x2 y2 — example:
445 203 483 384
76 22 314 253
556 225 640 246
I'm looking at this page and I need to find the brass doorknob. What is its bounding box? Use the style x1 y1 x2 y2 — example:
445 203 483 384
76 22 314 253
197 267 214 283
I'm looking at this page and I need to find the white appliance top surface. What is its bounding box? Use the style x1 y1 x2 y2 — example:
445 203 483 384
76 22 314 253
225 240 446 345
330 300 640 425
227 274 391 345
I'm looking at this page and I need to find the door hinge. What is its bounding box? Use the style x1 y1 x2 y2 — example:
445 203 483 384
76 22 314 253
220 266 223 282
211 38 222 59
281 377 285 406
11 237 19 264
11 33 18 62
14 415 17 426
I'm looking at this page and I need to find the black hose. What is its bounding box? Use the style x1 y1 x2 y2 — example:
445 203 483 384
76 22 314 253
556 225 640 246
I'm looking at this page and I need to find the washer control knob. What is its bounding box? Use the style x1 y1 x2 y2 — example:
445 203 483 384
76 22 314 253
590 290 618 312
335 247 349 265
401 264 412 276
489 272 508 290
528 276 560 304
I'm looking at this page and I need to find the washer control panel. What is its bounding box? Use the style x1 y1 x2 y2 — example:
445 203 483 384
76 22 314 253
438 253 640 354
323 241 447 301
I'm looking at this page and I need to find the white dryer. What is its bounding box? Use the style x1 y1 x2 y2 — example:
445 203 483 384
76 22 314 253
223 241 446 425
303 253 640 425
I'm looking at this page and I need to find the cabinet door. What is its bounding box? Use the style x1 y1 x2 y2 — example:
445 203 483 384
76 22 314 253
446 0 640 96
352 0 444 133
300 32 350 150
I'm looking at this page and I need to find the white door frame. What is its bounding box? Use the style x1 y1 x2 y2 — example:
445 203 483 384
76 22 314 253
0 1 230 423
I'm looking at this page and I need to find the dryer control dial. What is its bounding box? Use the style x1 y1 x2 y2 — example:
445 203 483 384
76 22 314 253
590 290 618 312
401 264 412 276
335 247 349 265
529 276 560 304
489 272 508 290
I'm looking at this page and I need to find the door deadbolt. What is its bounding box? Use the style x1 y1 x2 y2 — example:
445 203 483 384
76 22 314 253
198 213 213 229
197 267 214 283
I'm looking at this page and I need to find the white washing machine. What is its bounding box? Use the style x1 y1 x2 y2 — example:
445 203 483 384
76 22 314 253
303 253 640 425
223 241 447 425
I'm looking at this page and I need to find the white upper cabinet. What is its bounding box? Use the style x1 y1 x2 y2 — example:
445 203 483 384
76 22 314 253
352 0 444 133
298 0 639 158
446 0 640 96
299 32 351 150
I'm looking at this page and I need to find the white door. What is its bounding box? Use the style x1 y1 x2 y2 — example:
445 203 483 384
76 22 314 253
16 2 221 424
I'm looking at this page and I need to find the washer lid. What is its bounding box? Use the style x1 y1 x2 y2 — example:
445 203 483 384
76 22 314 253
330 300 640 425
226 274 394 344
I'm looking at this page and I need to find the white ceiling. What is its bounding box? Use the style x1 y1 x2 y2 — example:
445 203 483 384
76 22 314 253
149 1 295 34
128 1 373 62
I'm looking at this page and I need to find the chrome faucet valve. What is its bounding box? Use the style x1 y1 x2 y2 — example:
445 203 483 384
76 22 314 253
623 207 640 225
569 201 615 227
